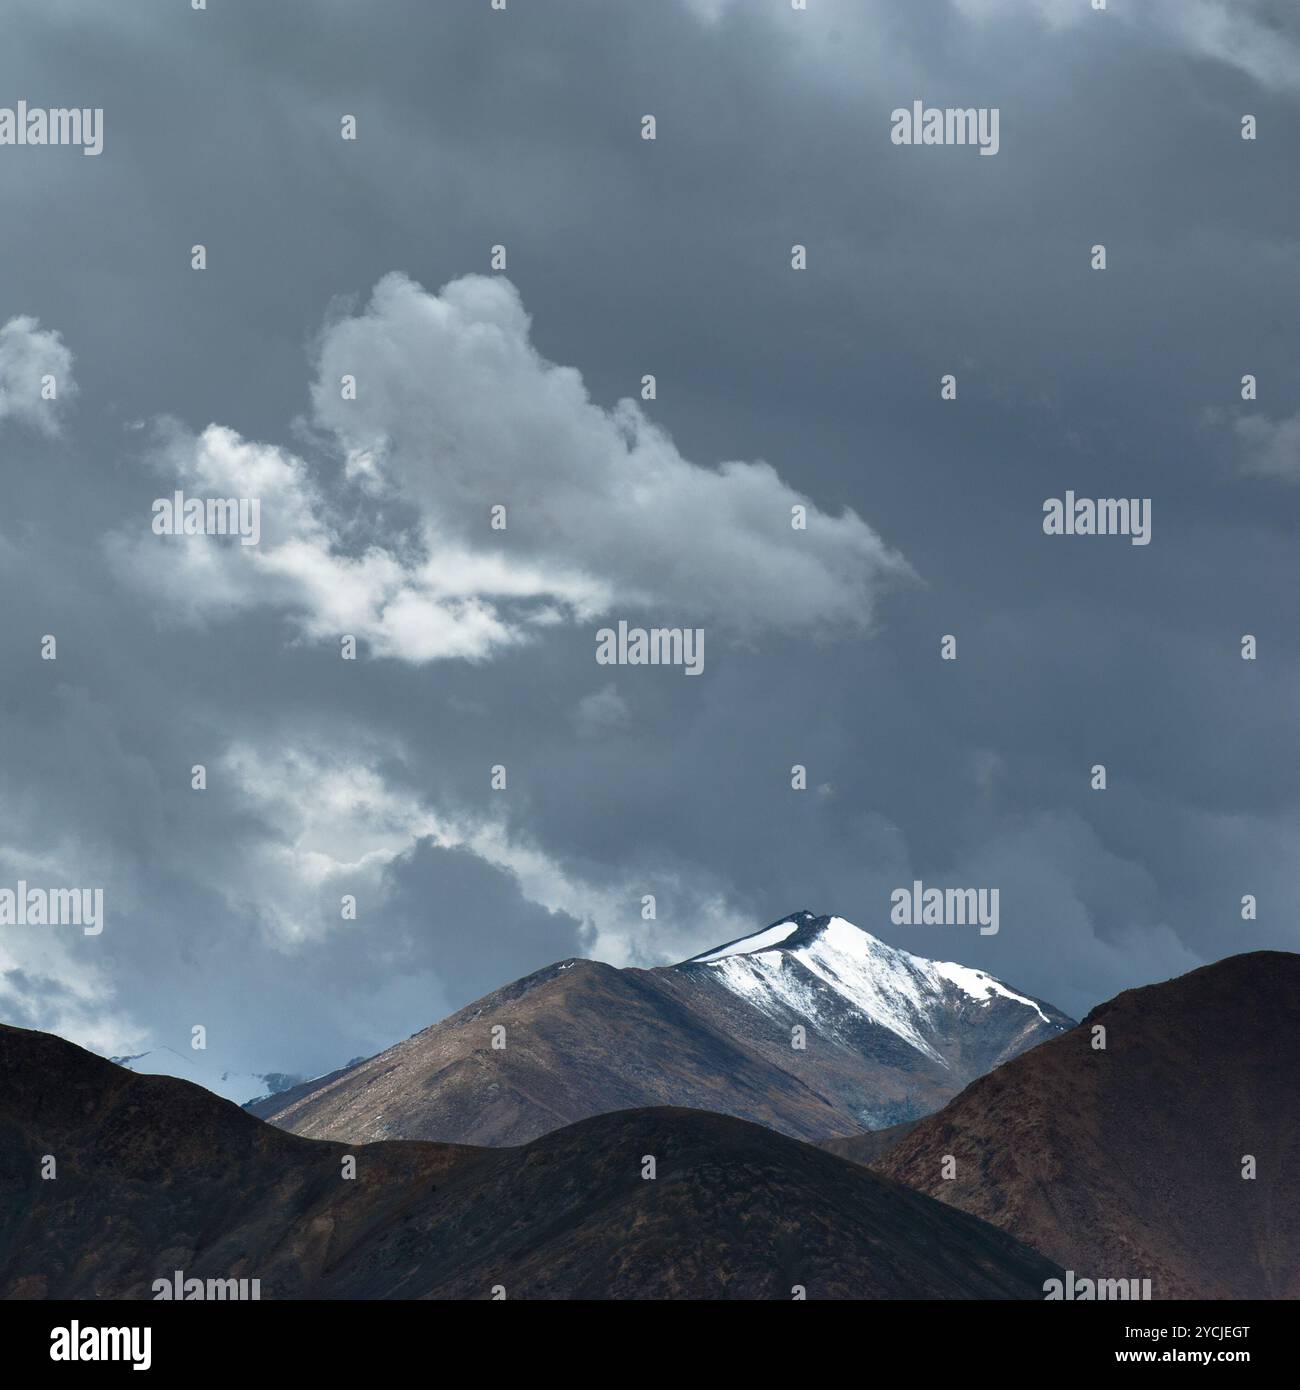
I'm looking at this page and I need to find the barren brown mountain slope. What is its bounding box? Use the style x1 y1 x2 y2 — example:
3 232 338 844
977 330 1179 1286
875 951 1300 1299
251 912 1070 1145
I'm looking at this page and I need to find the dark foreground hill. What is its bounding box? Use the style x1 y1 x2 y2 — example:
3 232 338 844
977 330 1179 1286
0 1022 1059 1299
875 951 1300 1299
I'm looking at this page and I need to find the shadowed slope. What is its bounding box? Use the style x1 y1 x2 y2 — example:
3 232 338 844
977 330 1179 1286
1 1022 1058 1300
875 952 1300 1299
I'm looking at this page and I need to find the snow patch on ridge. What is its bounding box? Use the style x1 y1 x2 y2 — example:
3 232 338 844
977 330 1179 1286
691 919 802 963
929 959 1050 1023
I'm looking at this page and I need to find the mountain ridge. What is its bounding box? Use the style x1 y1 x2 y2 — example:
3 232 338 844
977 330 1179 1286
248 910 1072 1146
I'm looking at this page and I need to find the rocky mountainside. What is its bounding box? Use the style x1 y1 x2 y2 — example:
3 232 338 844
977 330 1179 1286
874 951 1300 1299
0 1021 1060 1300
250 911 1072 1145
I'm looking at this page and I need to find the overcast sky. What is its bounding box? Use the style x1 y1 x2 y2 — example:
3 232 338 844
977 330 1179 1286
1 0 1297 1100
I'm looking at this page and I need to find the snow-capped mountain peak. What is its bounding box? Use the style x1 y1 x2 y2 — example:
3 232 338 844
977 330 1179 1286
678 911 1063 1068
251 909 1076 1146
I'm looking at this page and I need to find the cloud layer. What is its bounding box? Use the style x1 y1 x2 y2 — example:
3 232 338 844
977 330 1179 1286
110 274 911 664
0 0 1296 1094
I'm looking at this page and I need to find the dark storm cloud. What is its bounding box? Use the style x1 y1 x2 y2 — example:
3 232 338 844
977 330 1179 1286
0 0 1296 1083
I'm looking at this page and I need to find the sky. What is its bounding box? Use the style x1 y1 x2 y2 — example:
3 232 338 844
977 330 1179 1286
1 0 1297 1100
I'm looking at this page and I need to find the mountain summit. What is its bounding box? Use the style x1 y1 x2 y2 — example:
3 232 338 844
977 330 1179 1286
250 911 1072 1146
681 911 1063 1070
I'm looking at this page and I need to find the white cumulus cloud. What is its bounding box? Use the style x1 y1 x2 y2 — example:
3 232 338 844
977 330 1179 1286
0 315 75 434
108 273 911 665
